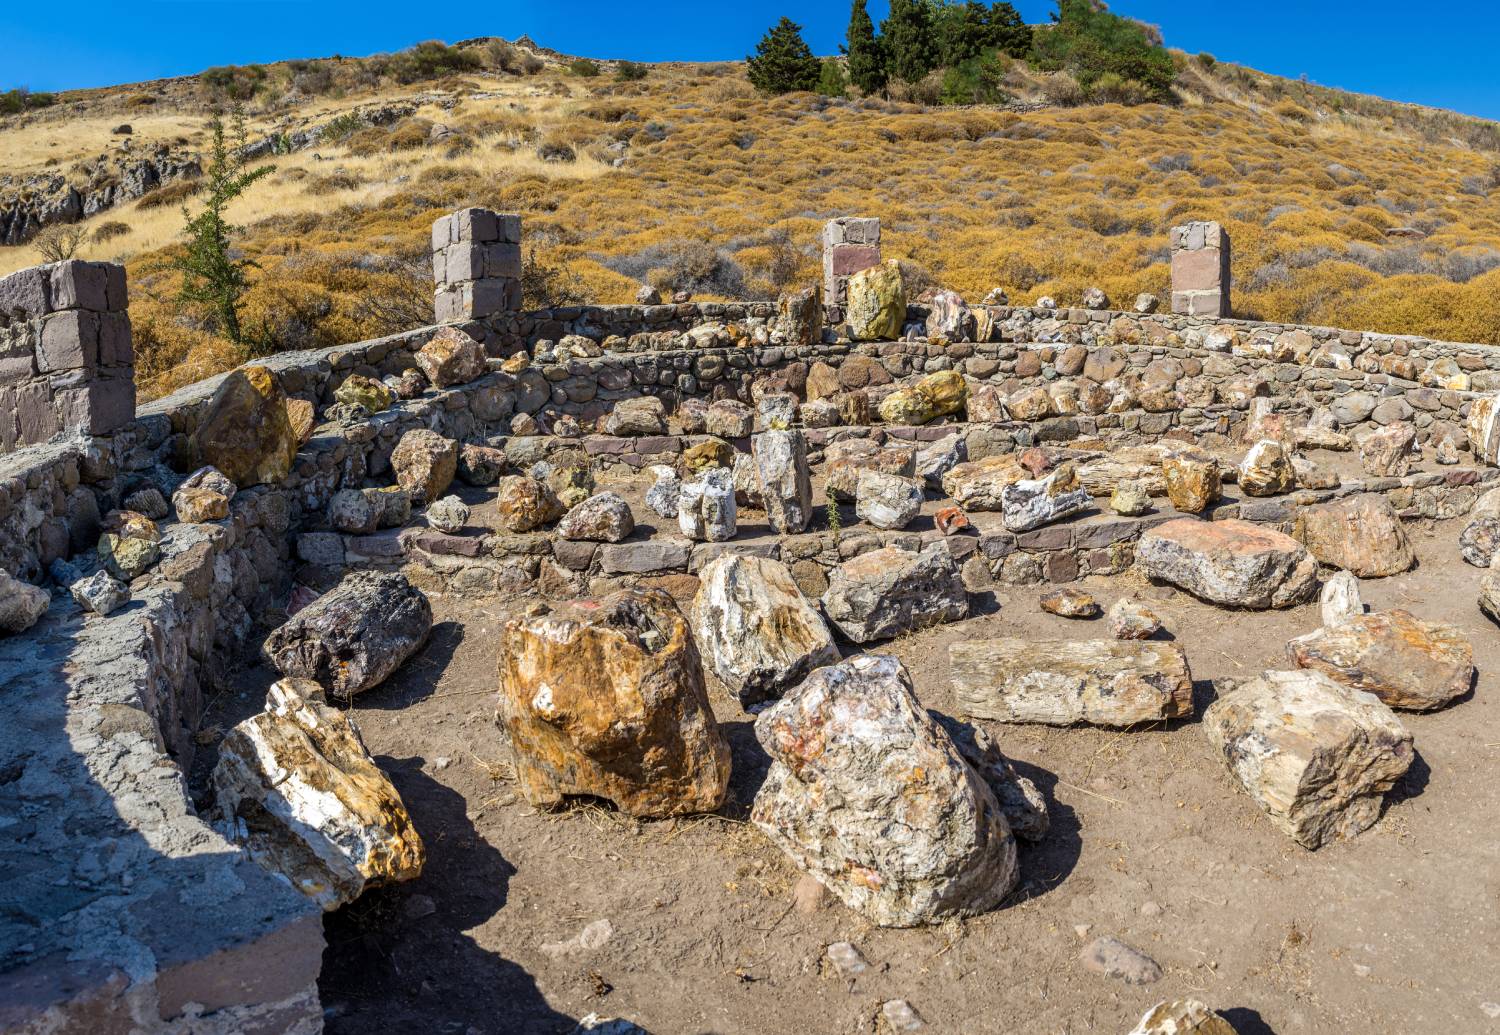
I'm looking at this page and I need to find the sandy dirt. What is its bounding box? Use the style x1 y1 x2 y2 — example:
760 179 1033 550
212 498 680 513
197 491 1500 1035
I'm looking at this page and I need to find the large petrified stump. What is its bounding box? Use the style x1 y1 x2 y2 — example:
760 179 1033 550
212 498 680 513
821 543 968 643
1287 609 1473 711
189 365 298 487
752 654 1018 927
1203 669 1413 849
752 430 813 534
951 639 1193 726
214 679 425 910
1136 518 1318 609
690 555 839 707
262 572 432 699
497 589 731 817
1293 495 1413 577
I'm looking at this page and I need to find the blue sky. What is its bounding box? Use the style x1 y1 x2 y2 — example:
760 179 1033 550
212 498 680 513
4 1 1497 121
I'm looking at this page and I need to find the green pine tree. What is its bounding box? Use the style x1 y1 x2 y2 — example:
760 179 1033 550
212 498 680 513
746 17 822 95
817 58 850 98
842 0 888 96
882 0 939 84
170 108 272 346
937 1 991 67
986 2 1033 58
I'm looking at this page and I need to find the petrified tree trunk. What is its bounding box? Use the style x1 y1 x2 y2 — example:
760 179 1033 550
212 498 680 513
497 588 731 818
951 638 1193 726
261 571 432 699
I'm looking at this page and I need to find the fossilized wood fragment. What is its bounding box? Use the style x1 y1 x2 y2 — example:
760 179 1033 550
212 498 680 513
497 589 730 817
951 638 1193 726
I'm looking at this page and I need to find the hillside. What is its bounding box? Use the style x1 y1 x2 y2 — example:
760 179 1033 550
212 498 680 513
3 36 1500 399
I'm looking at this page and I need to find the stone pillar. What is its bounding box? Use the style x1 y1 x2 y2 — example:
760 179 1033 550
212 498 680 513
432 207 522 323
822 217 881 305
1170 221 1231 317
0 260 135 453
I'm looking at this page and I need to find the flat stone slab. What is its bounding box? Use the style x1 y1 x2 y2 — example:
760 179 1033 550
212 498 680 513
1136 517 1318 609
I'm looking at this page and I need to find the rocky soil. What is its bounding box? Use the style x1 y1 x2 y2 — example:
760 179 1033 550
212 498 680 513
190 498 1500 1034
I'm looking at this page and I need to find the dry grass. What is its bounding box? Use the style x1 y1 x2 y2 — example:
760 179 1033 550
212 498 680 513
3 53 1499 398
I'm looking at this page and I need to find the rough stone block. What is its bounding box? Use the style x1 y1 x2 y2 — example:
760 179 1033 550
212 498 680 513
37 310 99 372
102 262 127 311
828 243 881 277
48 261 110 312
0 264 52 317
430 213 453 253
484 242 522 280
445 244 486 284
54 377 135 435
14 381 60 444
97 312 132 367
495 213 523 244
452 206 499 242
1171 249 1224 293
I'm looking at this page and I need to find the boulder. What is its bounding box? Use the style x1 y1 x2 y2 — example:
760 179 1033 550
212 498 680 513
645 465 682 519
1161 452 1221 513
878 370 967 426
1293 496 1413 576
1237 439 1295 497
1359 422 1416 477
755 392 798 433
941 454 1028 511
690 555 839 706
925 290 971 342
775 284 822 347
934 505 970 536
1203 669 1413 849
603 396 667 437
496 474 564 532
751 654 1018 927
1136 518 1318 609
458 443 508 485
951 638 1192 726
681 437 733 473
1110 480 1151 516
99 511 161 581
1108 598 1162 640
825 438 916 501
0 572 50 634
855 469 923 530
1481 569 1500 626
1321 570 1364 627
1459 516 1500 568
190 365 297 487
914 432 966 489
262 572 432 699
1288 609 1473 711
426 495 470 534
334 373 394 413
1000 463 1091 532
497 589 731 817
678 467 736 542
704 399 754 439
415 325 487 387
1466 393 1500 464
70 570 128 616
391 429 458 504
1128 1000 1238 1035
845 261 905 341
1039 587 1099 618
557 492 635 543
752 430 813 534
172 486 229 523
213 679 425 910
821 544 968 643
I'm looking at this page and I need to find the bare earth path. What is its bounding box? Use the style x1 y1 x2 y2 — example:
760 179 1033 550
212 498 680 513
205 513 1500 1034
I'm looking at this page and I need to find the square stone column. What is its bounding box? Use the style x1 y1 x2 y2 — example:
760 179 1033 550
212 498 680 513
0 260 135 452
432 208 522 323
822 217 881 305
1170 221 1231 317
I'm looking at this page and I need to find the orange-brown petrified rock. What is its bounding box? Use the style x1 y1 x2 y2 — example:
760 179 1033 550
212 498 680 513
497 589 731 817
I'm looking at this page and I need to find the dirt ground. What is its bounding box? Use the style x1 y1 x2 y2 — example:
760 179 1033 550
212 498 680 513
198 485 1500 1035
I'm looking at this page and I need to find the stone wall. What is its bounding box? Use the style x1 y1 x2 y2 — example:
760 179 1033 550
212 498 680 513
0 260 135 453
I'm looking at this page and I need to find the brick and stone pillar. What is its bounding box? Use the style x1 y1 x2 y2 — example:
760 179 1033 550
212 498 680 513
1170 221 1231 317
432 208 522 323
822 217 881 305
0 260 135 453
